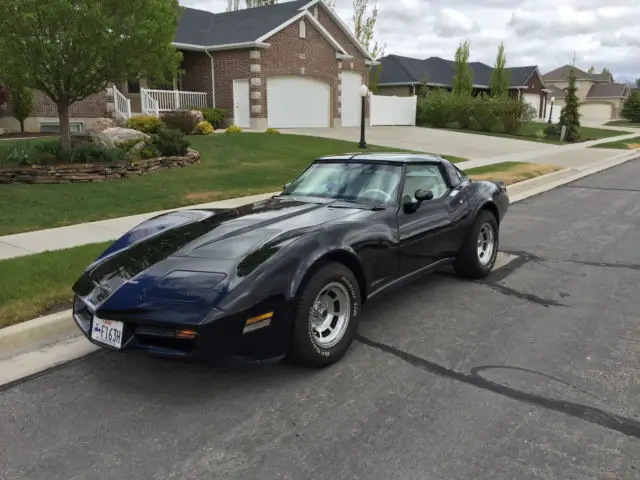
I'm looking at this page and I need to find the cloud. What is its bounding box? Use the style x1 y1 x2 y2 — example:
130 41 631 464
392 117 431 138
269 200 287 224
180 0 640 82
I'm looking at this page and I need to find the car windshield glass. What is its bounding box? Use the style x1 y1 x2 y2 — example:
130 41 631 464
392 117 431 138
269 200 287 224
283 162 403 205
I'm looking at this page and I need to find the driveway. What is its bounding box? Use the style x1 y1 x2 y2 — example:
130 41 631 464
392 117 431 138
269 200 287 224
2 161 640 479
283 126 559 160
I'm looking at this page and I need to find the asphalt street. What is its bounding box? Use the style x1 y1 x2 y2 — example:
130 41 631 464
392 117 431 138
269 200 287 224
2 160 640 480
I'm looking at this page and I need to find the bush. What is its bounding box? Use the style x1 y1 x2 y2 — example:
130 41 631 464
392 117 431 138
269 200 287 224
622 91 640 122
195 120 214 135
69 145 126 163
265 128 280 134
543 124 561 140
195 107 225 129
127 115 164 134
471 94 498 132
225 125 242 134
150 128 190 156
496 97 533 134
416 89 454 128
161 110 200 134
451 95 474 130
9 86 35 134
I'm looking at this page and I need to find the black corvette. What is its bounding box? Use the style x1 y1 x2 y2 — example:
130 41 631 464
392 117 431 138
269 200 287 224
72 153 509 367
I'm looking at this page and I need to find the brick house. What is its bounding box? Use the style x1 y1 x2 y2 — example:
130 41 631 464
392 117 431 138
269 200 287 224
375 54 550 120
0 0 375 133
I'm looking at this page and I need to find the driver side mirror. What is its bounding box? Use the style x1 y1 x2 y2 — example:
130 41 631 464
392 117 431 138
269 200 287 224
283 182 291 191
402 189 433 213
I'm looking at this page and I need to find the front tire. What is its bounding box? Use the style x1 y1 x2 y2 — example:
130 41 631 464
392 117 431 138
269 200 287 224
289 262 361 368
454 210 499 279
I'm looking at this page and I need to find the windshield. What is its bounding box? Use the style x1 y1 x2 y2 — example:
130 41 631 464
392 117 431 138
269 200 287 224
283 162 403 205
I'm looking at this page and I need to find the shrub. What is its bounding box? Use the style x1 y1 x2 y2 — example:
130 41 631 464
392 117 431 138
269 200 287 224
471 94 498 132
416 89 453 128
150 128 190 156
195 107 225 129
195 120 214 135
127 115 164 134
225 125 242 133
622 91 640 122
161 110 200 134
9 86 35 134
265 128 280 134
5 146 30 165
69 145 125 163
543 124 561 140
451 95 474 130
495 97 533 134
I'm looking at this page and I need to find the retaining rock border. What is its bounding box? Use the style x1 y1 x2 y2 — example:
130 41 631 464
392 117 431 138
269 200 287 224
0 149 200 184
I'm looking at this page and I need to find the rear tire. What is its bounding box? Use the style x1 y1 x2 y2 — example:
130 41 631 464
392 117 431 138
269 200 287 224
454 210 499 279
289 262 361 368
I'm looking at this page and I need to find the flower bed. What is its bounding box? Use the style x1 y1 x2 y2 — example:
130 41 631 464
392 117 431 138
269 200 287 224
0 149 200 184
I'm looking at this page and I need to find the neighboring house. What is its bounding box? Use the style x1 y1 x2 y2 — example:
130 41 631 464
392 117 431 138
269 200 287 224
374 54 549 119
542 65 631 120
0 0 375 133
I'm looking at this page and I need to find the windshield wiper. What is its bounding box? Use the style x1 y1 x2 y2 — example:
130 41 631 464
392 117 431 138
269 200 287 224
329 200 386 211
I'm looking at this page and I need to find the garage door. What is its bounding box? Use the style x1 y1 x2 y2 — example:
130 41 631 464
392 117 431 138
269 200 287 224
267 77 330 128
523 94 540 118
579 103 612 120
341 71 362 127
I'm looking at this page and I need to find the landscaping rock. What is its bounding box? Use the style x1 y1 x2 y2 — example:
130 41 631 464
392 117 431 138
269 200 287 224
188 109 205 124
89 118 117 132
70 130 115 149
102 127 149 144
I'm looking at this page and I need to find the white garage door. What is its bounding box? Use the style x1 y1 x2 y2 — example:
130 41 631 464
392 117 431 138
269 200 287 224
579 103 612 120
341 72 362 127
267 77 330 128
523 94 540 117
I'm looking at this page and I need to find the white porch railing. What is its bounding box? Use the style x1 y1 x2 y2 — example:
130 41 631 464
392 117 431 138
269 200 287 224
141 89 160 117
112 84 132 121
140 88 207 114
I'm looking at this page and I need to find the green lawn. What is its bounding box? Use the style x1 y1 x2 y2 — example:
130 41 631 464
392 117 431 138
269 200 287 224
0 242 109 329
0 133 467 236
589 136 640 150
439 123 626 145
604 120 640 127
465 161 562 185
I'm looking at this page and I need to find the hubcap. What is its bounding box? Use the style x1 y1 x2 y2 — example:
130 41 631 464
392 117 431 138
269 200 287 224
309 282 351 348
477 223 495 266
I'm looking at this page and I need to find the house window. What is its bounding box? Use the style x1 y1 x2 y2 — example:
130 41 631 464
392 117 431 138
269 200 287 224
299 20 306 38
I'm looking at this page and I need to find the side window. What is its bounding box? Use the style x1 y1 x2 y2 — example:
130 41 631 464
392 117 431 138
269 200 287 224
402 164 449 202
454 165 468 181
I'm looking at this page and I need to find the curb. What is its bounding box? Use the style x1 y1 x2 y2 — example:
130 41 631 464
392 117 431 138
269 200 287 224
0 151 638 387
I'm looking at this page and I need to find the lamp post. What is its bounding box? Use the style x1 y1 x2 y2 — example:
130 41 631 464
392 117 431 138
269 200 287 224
358 84 369 149
548 96 555 124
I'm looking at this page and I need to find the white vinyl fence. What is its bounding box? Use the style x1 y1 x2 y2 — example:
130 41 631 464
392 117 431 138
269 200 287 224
369 94 417 126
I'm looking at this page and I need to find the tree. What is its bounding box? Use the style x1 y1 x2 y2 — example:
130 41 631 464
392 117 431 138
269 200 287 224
587 65 595 74
559 64 581 142
245 0 278 7
452 40 473 97
621 90 640 122
8 85 35 134
636 77 640 88
489 42 511 97
0 0 182 152
226 0 241 10
602 67 614 82
352 0 385 59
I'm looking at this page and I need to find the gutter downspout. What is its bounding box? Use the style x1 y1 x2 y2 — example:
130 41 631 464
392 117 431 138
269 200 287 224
204 49 216 108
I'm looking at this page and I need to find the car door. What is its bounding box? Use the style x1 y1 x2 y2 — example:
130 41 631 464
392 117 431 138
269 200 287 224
396 163 470 277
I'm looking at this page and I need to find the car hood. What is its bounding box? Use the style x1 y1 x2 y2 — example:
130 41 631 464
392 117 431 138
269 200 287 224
73 196 365 311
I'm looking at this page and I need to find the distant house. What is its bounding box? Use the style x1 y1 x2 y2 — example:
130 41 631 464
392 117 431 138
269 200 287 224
373 54 549 120
0 0 375 133
542 65 631 120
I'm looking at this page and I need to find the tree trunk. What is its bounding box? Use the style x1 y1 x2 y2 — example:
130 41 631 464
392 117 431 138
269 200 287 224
19 120 25 134
57 102 71 153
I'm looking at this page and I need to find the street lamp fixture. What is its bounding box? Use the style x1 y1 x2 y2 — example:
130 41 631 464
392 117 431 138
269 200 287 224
548 96 555 124
358 84 369 149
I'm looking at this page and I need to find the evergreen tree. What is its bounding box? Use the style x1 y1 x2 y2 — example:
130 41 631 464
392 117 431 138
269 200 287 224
489 42 511 97
559 65 581 142
452 40 473 96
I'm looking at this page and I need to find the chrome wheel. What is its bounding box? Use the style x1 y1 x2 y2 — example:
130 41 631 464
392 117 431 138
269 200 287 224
477 223 495 266
310 282 351 348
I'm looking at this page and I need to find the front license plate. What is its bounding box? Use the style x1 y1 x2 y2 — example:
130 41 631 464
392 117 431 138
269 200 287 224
91 317 124 349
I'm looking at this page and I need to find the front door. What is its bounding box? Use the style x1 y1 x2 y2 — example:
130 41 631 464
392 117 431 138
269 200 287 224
396 163 469 276
233 79 250 128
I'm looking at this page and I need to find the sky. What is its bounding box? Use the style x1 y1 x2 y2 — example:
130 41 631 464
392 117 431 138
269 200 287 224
182 0 640 84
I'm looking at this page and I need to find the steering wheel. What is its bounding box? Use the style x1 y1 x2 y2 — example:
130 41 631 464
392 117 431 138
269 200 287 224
360 188 392 202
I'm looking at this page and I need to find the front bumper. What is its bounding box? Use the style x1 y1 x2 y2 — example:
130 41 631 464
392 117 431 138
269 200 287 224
72 295 296 363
